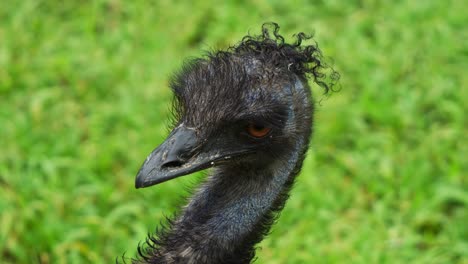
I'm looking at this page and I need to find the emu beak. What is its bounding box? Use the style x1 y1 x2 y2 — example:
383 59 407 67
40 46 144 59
136 125 248 188
135 123 257 189
135 126 201 188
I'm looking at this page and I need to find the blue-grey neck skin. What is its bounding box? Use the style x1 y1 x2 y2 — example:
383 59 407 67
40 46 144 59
136 77 313 264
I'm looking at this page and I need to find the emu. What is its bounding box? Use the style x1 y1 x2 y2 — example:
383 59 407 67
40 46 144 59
130 23 338 264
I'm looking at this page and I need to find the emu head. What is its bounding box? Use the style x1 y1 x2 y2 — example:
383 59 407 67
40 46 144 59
135 24 338 188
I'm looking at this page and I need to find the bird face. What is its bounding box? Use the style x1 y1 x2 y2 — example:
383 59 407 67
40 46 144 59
135 56 311 188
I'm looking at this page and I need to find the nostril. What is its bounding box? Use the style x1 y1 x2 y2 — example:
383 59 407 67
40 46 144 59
161 159 184 168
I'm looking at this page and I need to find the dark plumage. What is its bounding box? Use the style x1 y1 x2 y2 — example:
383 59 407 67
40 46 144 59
125 23 338 264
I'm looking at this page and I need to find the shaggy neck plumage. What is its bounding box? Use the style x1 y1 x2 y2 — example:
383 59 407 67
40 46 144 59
137 136 309 264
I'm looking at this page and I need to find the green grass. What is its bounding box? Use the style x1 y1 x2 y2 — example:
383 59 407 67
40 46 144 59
1 0 467 263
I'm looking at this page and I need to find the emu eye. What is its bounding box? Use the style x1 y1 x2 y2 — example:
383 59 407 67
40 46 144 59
246 123 272 138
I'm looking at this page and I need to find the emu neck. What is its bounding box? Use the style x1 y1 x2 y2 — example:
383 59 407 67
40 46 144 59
146 138 307 264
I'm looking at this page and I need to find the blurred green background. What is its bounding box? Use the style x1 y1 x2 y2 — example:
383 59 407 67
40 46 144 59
0 0 467 263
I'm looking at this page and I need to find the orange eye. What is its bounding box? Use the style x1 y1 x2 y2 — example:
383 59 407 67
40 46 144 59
246 123 271 138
